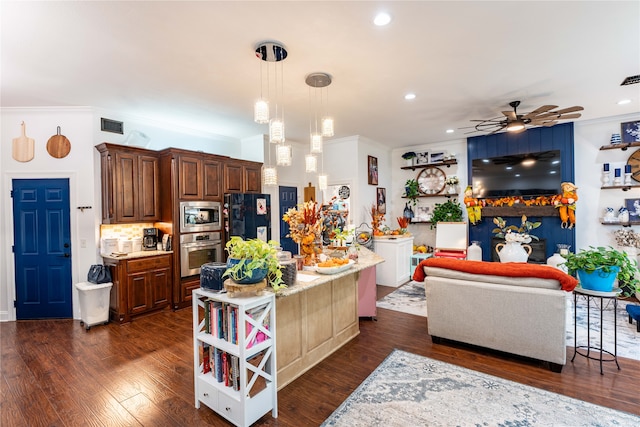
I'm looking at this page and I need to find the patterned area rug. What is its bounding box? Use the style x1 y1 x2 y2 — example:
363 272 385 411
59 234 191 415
321 349 640 427
376 281 639 361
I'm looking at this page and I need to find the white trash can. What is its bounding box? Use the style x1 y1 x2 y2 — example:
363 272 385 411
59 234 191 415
75 281 113 330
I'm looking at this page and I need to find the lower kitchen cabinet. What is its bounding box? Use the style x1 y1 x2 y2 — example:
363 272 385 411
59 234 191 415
373 237 414 287
103 253 173 323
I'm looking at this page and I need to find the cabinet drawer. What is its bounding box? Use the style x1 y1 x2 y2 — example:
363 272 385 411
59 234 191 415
126 255 170 273
218 392 241 425
197 379 219 411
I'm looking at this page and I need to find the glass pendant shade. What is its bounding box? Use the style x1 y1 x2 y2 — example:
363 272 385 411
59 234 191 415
254 100 269 124
310 133 323 153
269 119 285 143
305 154 317 173
263 166 278 186
318 174 328 190
321 117 334 137
276 144 292 166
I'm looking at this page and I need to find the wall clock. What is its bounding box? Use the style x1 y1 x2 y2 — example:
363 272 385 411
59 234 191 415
628 149 640 183
417 166 446 195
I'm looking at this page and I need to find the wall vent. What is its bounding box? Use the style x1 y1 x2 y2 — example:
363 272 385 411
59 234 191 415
620 75 640 86
101 118 124 134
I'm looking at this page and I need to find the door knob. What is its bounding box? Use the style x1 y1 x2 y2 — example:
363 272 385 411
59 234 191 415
64 243 70 248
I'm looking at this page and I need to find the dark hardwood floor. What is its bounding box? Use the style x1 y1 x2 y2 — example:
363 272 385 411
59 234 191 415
2 286 639 426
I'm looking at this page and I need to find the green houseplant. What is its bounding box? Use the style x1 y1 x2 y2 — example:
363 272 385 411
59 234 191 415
430 199 463 229
223 237 285 290
561 246 639 295
402 151 417 166
403 179 420 206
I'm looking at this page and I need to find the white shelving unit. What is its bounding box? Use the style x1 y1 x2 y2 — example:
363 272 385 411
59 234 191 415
192 288 277 427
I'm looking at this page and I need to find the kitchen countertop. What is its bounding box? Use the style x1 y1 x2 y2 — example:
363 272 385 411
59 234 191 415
270 246 384 297
101 250 173 261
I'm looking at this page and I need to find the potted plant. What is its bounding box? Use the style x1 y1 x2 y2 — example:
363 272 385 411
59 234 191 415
403 179 420 206
402 151 417 166
561 246 639 295
223 237 285 290
429 199 463 229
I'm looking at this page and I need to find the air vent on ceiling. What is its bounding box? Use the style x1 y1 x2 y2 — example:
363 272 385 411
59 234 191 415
620 75 640 86
100 118 124 134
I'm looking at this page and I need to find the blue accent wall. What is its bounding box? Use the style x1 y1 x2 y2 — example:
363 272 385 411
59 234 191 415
467 123 576 261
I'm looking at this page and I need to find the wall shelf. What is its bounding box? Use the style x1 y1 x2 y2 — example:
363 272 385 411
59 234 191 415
601 184 640 191
400 159 457 170
401 193 458 199
599 142 640 151
600 221 640 227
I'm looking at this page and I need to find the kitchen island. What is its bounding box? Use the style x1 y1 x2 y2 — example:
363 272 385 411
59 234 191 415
270 247 384 389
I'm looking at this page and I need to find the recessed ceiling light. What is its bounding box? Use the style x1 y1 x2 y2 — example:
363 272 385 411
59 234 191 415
373 12 391 26
446 129 454 134
618 99 632 105
404 93 416 100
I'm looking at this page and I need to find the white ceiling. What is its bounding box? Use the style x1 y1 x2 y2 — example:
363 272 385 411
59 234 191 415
2 1 639 149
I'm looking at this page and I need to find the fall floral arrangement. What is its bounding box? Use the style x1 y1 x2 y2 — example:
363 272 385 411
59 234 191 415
370 204 385 235
283 201 323 245
492 215 541 244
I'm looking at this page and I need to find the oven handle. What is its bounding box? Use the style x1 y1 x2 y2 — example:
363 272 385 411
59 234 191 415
180 240 222 249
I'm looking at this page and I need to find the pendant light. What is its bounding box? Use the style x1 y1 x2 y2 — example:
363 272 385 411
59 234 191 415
255 42 287 143
305 154 317 173
306 72 334 189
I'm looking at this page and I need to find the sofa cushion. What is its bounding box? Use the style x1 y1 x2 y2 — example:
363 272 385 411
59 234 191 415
413 257 577 291
424 266 561 290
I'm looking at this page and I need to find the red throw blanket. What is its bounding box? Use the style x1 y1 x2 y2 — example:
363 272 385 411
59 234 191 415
413 257 577 292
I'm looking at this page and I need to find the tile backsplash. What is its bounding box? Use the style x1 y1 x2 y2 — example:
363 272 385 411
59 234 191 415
100 223 154 239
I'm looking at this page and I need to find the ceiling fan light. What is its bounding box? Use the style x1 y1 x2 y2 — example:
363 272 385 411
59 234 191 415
263 166 278 186
305 154 317 173
254 99 269 124
506 120 525 132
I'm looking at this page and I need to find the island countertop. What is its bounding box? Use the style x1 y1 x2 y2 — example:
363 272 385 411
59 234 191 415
272 246 384 297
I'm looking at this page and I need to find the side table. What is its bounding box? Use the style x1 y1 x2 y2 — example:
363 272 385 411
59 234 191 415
571 287 622 374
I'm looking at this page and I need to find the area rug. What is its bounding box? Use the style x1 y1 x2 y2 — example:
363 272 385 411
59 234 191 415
376 281 639 361
321 349 640 427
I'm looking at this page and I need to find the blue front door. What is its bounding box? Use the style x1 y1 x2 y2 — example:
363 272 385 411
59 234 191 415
279 186 298 254
12 179 73 319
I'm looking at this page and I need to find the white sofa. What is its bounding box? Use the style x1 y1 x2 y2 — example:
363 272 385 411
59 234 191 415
423 266 571 372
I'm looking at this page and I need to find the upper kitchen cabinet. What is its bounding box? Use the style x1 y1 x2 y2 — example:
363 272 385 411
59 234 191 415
175 154 222 201
96 143 160 224
224 160 263 193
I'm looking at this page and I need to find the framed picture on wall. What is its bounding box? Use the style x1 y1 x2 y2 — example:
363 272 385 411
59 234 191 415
621 120 640 143
376 187 386 214
625 198 640 222
415 151 430 165
368 155 378 185
430 152 445 163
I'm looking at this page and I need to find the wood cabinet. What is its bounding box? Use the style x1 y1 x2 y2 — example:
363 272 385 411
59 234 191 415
177 154 223 201
103 253 172 323
373 237 414 286
224 160 263 194
96 143 160 223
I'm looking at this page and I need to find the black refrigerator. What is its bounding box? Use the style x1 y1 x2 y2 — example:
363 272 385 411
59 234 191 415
224 193 272 245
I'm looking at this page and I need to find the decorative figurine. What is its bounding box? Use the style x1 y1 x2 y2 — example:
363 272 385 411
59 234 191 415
463 185 482 225
554 182 578 229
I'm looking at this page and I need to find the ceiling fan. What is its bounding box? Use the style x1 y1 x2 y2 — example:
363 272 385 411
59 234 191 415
465 101 584 135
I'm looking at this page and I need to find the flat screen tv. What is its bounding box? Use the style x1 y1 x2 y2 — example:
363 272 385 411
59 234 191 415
471 150 562 198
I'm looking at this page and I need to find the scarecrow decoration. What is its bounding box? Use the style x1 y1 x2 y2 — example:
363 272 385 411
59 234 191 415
464 185 482 225
554 181 578 229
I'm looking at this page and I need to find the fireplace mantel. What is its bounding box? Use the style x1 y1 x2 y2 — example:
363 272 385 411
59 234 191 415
482 205 559 217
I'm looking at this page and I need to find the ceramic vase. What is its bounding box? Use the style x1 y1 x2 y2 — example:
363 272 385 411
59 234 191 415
495 241 532 263
467 241 482 261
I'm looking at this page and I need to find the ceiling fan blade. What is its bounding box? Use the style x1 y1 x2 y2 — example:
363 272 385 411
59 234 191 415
552 106 584 114
502 111 517 120
522 105 558 119
542 121 558 127
557 113 582 120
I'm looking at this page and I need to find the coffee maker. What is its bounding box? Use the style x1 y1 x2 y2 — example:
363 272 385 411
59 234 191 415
142 228 158 250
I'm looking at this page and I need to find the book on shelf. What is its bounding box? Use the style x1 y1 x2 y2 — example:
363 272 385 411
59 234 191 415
246 304 271 349
202 343 211 374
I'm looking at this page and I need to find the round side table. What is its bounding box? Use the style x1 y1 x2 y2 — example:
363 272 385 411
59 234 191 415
571 287 622 375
